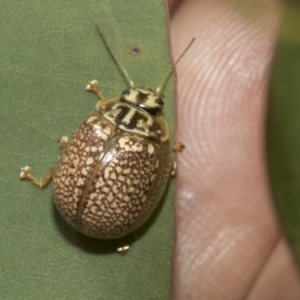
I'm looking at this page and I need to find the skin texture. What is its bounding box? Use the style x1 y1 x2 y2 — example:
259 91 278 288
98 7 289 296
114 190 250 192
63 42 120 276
169 0 300 299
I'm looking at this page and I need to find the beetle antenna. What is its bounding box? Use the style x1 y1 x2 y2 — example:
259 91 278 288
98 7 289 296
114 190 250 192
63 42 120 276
156 38 195 96
95 24 134 88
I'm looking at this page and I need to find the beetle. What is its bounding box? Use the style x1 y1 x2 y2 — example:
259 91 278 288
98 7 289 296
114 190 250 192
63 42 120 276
20 24 193 250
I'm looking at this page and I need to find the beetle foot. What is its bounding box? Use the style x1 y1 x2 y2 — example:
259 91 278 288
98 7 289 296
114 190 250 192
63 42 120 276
116 241 130 254
20 166 34 181
86 80 105 101
172 142 185 153
58 136 69 149
86 80 98 92
171 162 177 176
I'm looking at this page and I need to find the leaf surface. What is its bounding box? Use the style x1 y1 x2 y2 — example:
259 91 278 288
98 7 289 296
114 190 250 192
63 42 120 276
267 3 300 268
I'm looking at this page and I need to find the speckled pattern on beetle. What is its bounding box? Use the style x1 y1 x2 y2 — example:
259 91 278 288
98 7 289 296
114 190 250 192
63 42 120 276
20 25 189 243
52 85 173 239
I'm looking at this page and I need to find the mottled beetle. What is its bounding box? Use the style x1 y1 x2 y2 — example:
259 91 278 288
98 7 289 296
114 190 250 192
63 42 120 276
20 25 193 250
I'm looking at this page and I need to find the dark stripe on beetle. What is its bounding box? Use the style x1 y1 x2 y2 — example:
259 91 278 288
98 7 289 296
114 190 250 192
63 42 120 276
120 97 160 116
113 106 131 125
123 111 148 131
137 104 161 116
136 91 149 102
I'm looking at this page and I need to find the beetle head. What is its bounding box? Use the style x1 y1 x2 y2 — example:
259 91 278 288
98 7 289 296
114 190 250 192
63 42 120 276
120 87 164 116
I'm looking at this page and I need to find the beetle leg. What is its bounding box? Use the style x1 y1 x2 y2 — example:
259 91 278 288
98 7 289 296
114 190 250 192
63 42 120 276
86 80 106 102
58 136 69 149
172 141 185 153
20 166 55 188
171 162 177 176
171 142 185 176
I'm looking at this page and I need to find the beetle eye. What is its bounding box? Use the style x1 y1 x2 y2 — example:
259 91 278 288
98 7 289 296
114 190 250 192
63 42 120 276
155 98 164 106
121 89 130 95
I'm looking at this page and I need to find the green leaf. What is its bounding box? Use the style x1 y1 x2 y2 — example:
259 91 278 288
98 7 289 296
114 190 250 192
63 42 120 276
267 4 300 265
0 1 174 299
